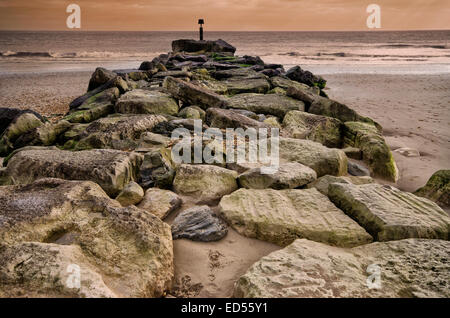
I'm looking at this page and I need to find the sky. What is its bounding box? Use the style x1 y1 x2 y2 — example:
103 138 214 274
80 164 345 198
0 0 449 31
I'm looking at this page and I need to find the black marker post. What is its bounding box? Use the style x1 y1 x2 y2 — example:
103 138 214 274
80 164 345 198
198 19 204 41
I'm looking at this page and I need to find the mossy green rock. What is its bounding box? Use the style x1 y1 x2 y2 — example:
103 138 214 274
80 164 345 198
173 164 238 203
329 183 450 241
115 181 144 206
227 93 305 118
234 238 450 298
14 120 72 148
219 188 372 247
343 121 398 182
279 137 347 177
2 147 143 197
178 106 206 121
115 89 179 116
282 110 342 148
0 113 44 156
415 170 450 208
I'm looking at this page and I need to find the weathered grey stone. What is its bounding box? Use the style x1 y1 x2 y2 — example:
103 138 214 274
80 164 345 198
329 183 450 241
307 174 374 196
285 65 326 89
282 110 342 148
343 121 398 182
238 162 317 189
219 188 372 247
394 147 420 157
279 137 347 177
115 181 144 206
163 76 228 110
234 238 450 298
227 93 305 118
206 108 271 130
138 148 175 189
415 170 450 208
173 164 238 203
179 106 206 121
348 160 371 176
138 188 181 219
71 114 167 151
115 89 179 116
222 78 270 95
343 147 362 160
270 76 313 92
0 108 45 135
171 206 228 242
87 67 117 91
172 39 236 54
3 147 143 196
135 132 171 152
13 120 72 149
0 178 173 298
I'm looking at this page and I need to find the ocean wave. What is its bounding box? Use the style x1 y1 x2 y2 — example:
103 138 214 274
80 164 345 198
0 51 154 59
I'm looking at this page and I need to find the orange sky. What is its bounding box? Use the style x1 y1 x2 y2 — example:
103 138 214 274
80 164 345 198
0 0 449 31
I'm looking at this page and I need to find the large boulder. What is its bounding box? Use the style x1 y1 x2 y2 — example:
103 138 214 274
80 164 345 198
172 39 236 54
0 108 45 135
219 188 372 247
163 76 228 110
285 66 326 89
171 206 228 242
115 89 179 116
0 112 44 156
212 68 271 94
282 110 342 148
0 178 173 298
2 147 143 197
329 183 450 241
415 170 450 208
234 238 450 298
227 93 305 118
173 164 238 203
87 67 117 92
343 121 398 182
279 137 347 177
206 108 271 130
13 120 72 149
138 188 181 219
238 162 317 189
67 114 166 151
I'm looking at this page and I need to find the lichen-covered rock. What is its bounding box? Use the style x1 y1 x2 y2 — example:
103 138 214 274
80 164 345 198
328 183 450 241
0 178 173 298
282 110 342 148
138 188 181 219
219 188 372 247
270 76 314 92
0 112 44 156
279 137 347 177
206 108 270 130
238 162 317 189
307 174 374 196
13 120 72 148
115 181 144 206
163 76 228 110
2 147 143 196
227 93 305 118
138 148 175 189
415 170 450 208
173 164 238 203
115 89 179 116
171 206 228 242
87 67 117 91
172 39 236 54
0 108 45 135
234 238 450 298
343 121 398 182
179 106 206 121
70 114 166 151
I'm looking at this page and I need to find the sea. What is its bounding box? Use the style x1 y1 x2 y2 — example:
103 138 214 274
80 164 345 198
0 30 449 75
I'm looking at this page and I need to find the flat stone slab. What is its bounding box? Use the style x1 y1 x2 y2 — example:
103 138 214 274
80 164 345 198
171 205 228 242
307 174 374 196
0 178 173 297
238 162 317 189
227 93 305 118
2 147 143 196
234 238 450 298
115 89 179 116
279 137 347 177
219 188 372 247
329 183 450 241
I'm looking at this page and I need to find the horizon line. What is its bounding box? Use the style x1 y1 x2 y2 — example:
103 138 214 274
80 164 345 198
1 28 449 32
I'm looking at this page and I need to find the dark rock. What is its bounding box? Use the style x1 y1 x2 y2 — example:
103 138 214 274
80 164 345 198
286 66 326 89
415 170 450 208
87 67 117 92
171 206 228 242
260 68 282 77
0 108 45 135
202 61 240 70
348 160 371 177
172 39 236 54
138 148 175 189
